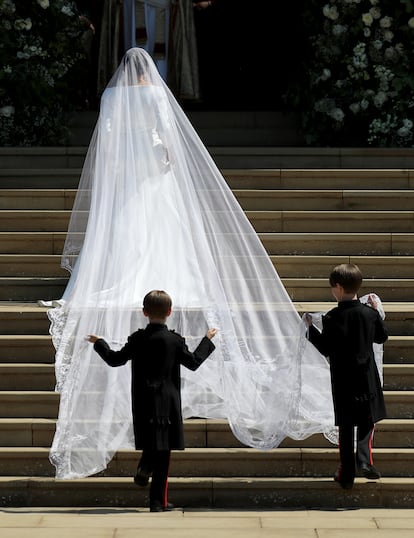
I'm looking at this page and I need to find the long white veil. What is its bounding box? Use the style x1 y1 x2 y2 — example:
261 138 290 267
47 47 336 479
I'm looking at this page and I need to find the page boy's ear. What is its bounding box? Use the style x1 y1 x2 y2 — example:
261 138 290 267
166 308 172 317
143 308 149 317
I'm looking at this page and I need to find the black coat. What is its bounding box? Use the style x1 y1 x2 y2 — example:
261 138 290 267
94 323 215 450
307 300 388 427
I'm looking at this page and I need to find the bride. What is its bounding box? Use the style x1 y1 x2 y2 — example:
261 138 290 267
46 47 337 479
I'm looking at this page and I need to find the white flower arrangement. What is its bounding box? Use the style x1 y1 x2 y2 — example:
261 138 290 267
294 0 414 147
362 13 374 26
0 105 15 117
0 0 88 146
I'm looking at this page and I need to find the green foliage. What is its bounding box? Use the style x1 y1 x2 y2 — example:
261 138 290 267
0 0 88 146
290 0 414 147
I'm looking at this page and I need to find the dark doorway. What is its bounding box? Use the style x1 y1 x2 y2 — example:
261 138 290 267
77 1 305 113
192 1 305 110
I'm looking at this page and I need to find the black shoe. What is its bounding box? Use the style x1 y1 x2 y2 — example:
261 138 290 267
359 463 381 480
150 502 174 513
334 469 354 490
134 467 150 487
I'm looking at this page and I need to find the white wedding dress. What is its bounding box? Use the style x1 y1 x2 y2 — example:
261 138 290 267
45 48 337 479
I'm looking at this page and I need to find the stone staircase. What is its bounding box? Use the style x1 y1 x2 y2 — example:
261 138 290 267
0 148 414 508
68 110 305 147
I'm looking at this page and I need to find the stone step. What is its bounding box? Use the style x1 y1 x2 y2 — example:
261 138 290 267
0 149 86 170
0 278 67 301
261 233 414 255
0 418 242 449
0 418 238 449
95 447 414 479
69 110 304 147
385 337 414 364
0 417 412 449
2 210 414 234
383 365 414 390
184 110 299 131
0 335 54 362
1 232 413 256
2 167 414 190
0 232 66 254
4 188 414 212
272 255 414 278
0 189 76 210
1 254 413 280
0 447 413 479
387 394 414 420
0 255 67 277
31 210 414 236
170 148 414 171
0 391 412 419
2 155 414 510
3 276 414 302
0 392 60 418
171 127 305 147
0 170 81 189
2 147 414 170
246 211 414 234
283 278 414 302
236 190 414 211
0 365 56 391
0 334 412 365
0 305 51 335
0 419 56 447
0 363 411 391
0 211 70 232
1 303 413 336
224 169 414 190
1 475 414 508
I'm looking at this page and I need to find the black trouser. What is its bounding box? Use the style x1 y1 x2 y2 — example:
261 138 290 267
337 415 375 482
139 449 171 508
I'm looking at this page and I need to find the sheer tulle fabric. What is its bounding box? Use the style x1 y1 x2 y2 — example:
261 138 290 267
361 293 385 385
47 48 336 479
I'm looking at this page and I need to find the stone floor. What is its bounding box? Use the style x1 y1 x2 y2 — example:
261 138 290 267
1 508 414 537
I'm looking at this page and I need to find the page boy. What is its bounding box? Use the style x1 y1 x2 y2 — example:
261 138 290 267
87 289 217 511
305 264 388 489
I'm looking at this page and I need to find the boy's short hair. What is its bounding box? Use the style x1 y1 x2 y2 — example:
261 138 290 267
329 263 363 294
143 290 172 317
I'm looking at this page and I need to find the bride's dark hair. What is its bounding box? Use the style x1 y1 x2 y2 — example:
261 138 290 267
123 47 150 79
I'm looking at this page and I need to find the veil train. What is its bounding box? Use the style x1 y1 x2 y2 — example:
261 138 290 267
44 47 337 479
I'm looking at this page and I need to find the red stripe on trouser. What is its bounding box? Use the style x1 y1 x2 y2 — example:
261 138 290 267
163 478 169 507
369 428 374 465
163 457 170 508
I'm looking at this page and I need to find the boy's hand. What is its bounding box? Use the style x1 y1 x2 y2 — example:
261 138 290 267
87 334 101 343
367 294 378 310
194 1 212 10
304 313 313 327
206 328 218 340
